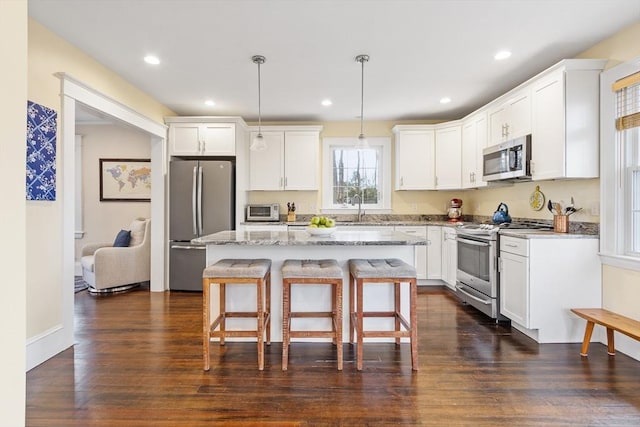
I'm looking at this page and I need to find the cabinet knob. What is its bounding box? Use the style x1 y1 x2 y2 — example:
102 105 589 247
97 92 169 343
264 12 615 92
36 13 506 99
400 177 404 186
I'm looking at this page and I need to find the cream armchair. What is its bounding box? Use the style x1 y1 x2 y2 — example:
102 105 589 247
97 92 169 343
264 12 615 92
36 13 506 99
81 218 151 293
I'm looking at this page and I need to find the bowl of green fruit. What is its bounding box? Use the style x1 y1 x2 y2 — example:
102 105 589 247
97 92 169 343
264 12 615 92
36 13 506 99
306 216 337 236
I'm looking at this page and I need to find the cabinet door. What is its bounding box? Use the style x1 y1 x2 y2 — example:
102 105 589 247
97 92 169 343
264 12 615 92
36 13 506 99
531 70 565 180
441 228 457 290
249 131 285 190
499 251 529 326
201 123 235 155
396 226 427 280
284 131 318 190
435 126 462 189
474 114 488 188
169 123 201 154
426 226 442 279
488 104 508 146
395 130 435 190
506 89 532 139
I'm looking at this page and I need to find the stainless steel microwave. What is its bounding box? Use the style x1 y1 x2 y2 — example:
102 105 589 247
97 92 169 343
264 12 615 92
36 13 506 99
246 203 280 222
482 134 532 182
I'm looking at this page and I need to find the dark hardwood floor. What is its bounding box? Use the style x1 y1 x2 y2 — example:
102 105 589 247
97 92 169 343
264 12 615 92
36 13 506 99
26 285 640 426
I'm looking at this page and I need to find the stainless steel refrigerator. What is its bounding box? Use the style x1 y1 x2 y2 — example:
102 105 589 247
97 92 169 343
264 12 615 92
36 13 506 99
169 159 234 291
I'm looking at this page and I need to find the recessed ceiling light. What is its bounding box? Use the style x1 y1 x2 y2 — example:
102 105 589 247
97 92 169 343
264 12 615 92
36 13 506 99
440 97 452 104
321 99 333 106
494 50 512 60
204 100 215 106
144 55 160 65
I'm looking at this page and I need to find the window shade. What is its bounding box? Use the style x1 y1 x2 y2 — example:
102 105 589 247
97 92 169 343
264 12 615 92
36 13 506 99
614 71 640 131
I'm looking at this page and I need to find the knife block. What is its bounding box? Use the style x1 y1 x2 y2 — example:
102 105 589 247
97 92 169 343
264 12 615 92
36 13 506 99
553 215 569 233
287 212 296 222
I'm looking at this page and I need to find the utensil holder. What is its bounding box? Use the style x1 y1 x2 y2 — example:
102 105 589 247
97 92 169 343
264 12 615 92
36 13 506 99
553 215 569 233
287 212 296 222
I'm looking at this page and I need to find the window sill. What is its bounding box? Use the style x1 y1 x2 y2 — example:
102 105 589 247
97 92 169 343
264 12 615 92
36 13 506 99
600 253 640 272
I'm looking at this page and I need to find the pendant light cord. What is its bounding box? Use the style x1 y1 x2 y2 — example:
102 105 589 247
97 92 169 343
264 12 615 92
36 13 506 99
360 57 364 137
257 59 262 134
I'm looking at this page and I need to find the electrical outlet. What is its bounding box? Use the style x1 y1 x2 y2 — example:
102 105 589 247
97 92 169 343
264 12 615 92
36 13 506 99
590 202 600 216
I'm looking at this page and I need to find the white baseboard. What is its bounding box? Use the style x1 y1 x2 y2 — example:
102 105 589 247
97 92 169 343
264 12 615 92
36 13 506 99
26 324 73 371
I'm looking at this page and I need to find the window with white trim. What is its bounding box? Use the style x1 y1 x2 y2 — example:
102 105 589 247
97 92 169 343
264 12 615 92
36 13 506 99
601 57 640 269
321 137 391 212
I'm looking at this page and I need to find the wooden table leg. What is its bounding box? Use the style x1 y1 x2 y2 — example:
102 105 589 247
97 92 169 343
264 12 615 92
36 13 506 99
580 321 595 356
203 278 210 371
607 327 616 355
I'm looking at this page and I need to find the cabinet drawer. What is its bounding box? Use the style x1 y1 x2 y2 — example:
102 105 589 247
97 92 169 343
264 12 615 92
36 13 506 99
500 236 528 256
395 226 427 238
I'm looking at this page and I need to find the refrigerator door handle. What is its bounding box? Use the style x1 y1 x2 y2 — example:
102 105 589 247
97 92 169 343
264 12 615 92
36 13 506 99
192 166 198 235
197 166 204 236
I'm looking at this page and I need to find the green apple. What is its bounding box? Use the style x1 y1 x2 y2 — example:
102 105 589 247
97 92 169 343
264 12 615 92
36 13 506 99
310 216 320 225
308 224 318 228
319 217 327 225
325 218 335 228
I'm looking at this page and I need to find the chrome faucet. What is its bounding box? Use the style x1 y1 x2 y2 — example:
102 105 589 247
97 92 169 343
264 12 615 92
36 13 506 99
352 194 365 222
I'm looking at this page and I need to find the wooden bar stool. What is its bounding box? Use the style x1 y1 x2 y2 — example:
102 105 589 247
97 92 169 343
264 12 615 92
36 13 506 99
282 259 343 371
202 258 271 371
348 258 418 371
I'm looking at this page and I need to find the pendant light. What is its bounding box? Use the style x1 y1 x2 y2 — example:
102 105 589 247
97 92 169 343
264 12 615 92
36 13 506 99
250 55 267 152
355 54 370 149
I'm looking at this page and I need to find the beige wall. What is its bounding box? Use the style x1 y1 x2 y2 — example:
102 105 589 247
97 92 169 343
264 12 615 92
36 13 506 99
1 0 27 424
75 124 152 262
27 19 173 338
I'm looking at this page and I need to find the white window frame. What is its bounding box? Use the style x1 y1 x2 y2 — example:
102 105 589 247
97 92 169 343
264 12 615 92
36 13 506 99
321 137 391 214
600 56 640 271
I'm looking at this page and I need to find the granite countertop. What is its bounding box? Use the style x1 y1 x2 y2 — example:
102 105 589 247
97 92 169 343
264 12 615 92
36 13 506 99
499 230 599 239
193 229 429 246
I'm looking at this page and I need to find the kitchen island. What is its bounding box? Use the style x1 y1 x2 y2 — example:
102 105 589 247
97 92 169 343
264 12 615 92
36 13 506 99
193 229 428 342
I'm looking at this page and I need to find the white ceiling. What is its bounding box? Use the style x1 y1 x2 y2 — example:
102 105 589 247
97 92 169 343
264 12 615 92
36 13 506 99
29 0 640 123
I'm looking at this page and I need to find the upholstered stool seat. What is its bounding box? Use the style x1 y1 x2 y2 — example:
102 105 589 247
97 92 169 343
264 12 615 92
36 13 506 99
348 258 418 371
282 259 343 371
202 258 271 371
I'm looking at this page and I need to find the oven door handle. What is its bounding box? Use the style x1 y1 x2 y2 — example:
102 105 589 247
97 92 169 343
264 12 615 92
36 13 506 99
456 284 492 305
456 237 491 247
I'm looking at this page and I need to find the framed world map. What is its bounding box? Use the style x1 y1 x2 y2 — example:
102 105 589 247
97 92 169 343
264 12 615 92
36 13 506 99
99 158 151 202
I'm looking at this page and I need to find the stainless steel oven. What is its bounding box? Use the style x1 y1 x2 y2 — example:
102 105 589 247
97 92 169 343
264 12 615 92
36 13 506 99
455 228 500 319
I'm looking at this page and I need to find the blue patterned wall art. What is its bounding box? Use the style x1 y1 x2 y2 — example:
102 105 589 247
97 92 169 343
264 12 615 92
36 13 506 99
26 100 57 201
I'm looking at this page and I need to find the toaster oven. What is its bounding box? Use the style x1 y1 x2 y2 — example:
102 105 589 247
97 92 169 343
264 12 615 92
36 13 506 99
246 204 280 222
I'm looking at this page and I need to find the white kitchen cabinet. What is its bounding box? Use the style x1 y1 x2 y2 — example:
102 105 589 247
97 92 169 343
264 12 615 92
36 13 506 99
249 127 321 190
396 226 427 280
393 127 435 190
487 87 531 146
461 111 488 189
435 124 462 189
499 234 601 343
530 60 605 180
168 122 236 156
426 226 442 280
441 227 457 290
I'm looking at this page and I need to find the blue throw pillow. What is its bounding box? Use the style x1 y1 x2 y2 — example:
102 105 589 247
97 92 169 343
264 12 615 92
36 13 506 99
113 229 131 247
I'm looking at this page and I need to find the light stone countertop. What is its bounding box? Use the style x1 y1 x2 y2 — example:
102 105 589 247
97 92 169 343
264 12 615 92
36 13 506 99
499 230 599 239
193 229 429 246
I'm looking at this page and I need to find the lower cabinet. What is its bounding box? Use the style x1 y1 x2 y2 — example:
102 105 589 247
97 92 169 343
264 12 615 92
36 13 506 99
395 226 427 280
441 227 457 290
426 226 442 279
499 234 601 343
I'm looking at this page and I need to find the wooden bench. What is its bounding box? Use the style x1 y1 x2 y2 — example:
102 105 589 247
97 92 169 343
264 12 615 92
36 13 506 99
571 308 640 357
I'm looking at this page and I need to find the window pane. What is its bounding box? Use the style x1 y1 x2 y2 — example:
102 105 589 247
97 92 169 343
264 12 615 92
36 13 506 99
331 147 380 206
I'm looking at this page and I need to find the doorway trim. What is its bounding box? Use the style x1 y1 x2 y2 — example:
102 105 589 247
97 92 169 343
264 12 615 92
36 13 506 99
26 73 167 370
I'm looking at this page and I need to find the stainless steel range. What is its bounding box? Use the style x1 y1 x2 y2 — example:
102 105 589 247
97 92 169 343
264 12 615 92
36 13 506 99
455 221 552 320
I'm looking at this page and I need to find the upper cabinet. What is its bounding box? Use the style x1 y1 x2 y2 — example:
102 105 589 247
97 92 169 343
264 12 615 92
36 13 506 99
249 126 322 191
435 124 462 189
488 87 531 146
530 60 606 180
461 111 487 189
393 126 435 190
167 122 236 156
